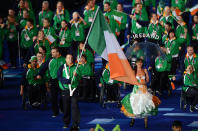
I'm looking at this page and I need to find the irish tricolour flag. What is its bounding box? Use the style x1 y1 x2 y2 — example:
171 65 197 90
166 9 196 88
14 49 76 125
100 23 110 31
88 9 139 85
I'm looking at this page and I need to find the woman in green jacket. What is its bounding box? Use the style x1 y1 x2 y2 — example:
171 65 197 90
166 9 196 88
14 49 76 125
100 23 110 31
58 20 73 57
183 65 198 112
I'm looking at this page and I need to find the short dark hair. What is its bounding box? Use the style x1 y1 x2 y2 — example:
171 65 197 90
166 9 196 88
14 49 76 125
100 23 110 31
117 3 123 7
23 9 29 13
57 1 64 5
27 19 34 25
87 0 94 4
104 2 110 6
168 29 175 38
135 3 142 7
172 120 182 128
37 52 43 56
187 45 194 49
43 18 50 23
165 22 172 27
136 58 143 63
81 54 87 61
51 47 59 52
39 46 46 53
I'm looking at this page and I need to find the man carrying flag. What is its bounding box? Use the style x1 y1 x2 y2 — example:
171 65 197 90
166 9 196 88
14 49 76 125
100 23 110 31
57 54 80 129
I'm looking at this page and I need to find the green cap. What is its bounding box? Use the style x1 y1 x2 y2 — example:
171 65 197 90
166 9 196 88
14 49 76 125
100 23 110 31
29 56 37 62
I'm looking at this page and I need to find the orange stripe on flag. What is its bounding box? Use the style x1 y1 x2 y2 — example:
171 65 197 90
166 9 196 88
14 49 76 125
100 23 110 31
191 8 198 15
175 9 181 16
108 53 139 85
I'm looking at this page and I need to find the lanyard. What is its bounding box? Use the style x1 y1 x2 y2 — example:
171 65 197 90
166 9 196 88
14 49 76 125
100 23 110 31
43 27 50 36
37 39 45 46
186 73 196 85
166 39 175 49
88 9 95 18
42 10 49 18
187 55 195 65
56 9 64 21
60 28 67 38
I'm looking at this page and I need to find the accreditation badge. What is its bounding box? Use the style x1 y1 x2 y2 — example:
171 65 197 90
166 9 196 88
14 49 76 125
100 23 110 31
25 34 30 41
167 48 170 54
108 79 114 84
9 33 14 39
60 38 65 45
75 30 80 37
180 34 184 38
152 31 157 36
88 17 93 22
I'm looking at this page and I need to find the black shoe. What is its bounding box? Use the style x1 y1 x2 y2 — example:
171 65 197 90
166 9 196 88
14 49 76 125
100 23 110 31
144 123 148 129
63 124 69 129
156 90 162 96
70 126 80 131
129 119 135 127
52 113 59 118
190 105 194 112
194 106 198 111
144 118 148 129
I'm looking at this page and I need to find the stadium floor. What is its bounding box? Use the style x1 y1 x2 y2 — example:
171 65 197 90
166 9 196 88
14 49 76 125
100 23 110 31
0 65 198 131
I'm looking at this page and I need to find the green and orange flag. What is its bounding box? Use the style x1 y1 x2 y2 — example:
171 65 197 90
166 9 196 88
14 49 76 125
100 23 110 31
88 9 138 85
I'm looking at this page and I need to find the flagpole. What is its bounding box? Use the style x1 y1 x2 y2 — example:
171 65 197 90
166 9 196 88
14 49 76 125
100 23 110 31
17 32 21 68
69 6 100 96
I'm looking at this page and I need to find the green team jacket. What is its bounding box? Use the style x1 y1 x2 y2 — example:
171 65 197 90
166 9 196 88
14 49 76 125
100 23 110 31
131 4 149 21
192 23 198 41
20 27 38 48
26 67 45 86
71 20 86 42
148 22 163 40
160 15 174 29
19 19 28 30
0 27 4 59
184 54 198 73
83 5 99 28
28 9 36 25
53 9 70 31
103 0 118 10
104 10 120 35
165 38 181 57
155 55 172 72
38 10 54 27
113 10 127 30
77 48 94 64
58 64 81 90
171 0 185 12
131 49 144 60
34 39 51 56
5 23 18 42
58 28 72 47
100 68 119 85
43 27 57 47
78 62 93 77
183 72 198 92
176 24 190 46
17 8 24 22
39 62 50 82
131 11 148 34
48 56 65 79
132 0 156 7
109 17 120 36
